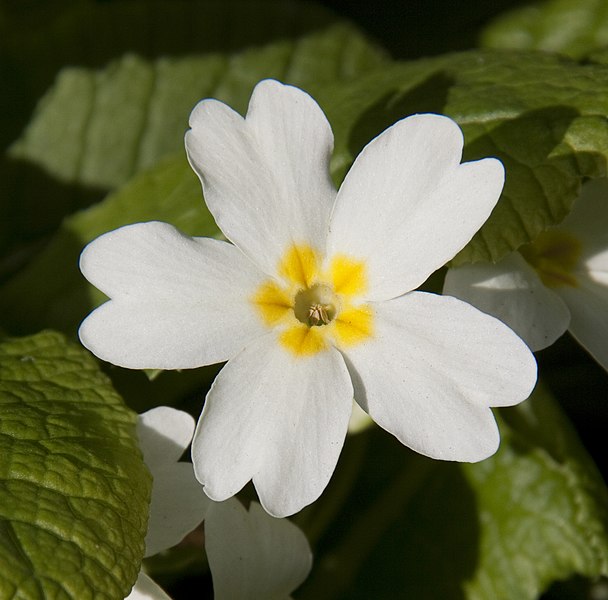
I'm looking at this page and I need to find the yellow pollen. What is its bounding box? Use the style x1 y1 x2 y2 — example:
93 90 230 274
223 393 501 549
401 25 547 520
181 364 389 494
252 243 374 357
520 229 582 288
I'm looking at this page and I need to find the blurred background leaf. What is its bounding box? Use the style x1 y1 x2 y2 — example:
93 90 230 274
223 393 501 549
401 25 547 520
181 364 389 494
0 0 342 149
481 0 608 59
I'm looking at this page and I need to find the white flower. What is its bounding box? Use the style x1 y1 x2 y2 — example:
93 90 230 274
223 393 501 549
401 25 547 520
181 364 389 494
126 407 312 600
79 79 537 517
137 406 210 558
204 499 312 600
444 178 608 371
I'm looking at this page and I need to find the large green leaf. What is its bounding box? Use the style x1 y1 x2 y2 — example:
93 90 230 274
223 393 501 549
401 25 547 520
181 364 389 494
0 21 386 273
8 23 385 191
480 0 608 60
299 384 608 599
0 330 151 599
0 0 340 149
315 50 608 264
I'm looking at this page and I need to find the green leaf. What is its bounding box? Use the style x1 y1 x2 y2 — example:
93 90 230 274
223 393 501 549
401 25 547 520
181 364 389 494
9 21 385 191
299 384 608 599
462 385 608 599
315 50 608 264
0 330 151 599
0 0 341 150
480 0 608 60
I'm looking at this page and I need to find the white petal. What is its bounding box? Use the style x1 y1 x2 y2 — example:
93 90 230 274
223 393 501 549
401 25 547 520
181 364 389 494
79 222 266 369
563 178 608 263
191 333 353 517
205 499 312 600
185 79 336 276
125 572 172 600
137 407 195 468
342 292 537 462
558 273 608 372
145 463 209 557
326 114 504 300
443 252 570 351
136 408 209 557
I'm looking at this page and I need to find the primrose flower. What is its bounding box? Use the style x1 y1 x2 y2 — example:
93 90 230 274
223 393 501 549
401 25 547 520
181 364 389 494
444 178 608 371
136 407 210 558
79 79 537 517
127 407 312 600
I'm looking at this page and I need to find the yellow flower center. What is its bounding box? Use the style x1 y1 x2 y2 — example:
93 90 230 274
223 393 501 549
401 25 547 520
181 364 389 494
520 229 582 288
252 244 373 356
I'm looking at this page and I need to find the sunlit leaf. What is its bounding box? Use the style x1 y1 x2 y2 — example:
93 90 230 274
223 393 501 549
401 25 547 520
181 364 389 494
317 50 608 264
0 330 151 599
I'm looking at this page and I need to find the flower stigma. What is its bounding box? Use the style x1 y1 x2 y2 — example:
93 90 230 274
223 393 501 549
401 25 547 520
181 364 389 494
294 284 338 327
252 244 373 356
520 229 582 288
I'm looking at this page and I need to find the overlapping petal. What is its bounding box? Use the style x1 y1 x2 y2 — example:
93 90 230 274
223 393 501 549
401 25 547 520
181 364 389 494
126 573 172 600
342 292 537 462
326 114 504 300
443 252 570 351
186 80 336 277
191 333 353 517
563 178 608 260
137 407 209 557
137 405 195 467
558 275 608 372
79 222 266 369
205 499 312 600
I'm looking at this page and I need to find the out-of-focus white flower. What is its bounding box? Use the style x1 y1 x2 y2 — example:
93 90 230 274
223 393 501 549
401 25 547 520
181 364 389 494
137 406 210 557
79 79 537 518
125 407 312 600
444 178 608 371
204 499 312 600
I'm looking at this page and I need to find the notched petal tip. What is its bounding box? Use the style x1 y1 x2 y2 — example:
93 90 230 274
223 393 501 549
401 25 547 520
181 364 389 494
397 112 464 144
137 406 196 466
327 110 506 300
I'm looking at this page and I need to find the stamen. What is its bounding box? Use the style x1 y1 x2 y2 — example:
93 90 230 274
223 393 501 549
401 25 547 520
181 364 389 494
307 304 331 327
294 284 338 327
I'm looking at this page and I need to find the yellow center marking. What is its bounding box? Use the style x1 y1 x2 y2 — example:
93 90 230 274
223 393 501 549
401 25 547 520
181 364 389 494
520 229 582 288
252 244 373 356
